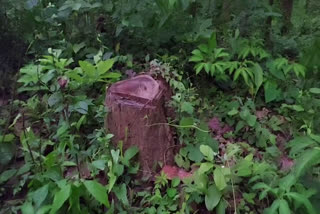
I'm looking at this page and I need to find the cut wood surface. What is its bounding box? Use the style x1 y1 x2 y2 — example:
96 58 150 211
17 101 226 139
105 75 174 176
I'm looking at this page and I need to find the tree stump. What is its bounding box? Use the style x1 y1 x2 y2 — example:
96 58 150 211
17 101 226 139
105 75 174 176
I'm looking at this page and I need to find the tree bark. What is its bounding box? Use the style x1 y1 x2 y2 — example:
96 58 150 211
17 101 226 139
105 75 175 177
280 0 294 34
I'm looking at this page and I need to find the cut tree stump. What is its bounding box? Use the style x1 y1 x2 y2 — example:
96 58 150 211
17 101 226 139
105 75 174 176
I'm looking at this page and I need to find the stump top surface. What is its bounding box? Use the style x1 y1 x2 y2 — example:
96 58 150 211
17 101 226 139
109 75 160 100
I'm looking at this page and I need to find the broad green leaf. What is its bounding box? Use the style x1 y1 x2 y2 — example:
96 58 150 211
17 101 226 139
181 102 194 114
92 160 107 170
214 167 227 191
33 184 49 208
0 134 15 143
49 183 71 214
200 145 215 161
100 72 121 79
179 117 194 127
205 185 221 211
293 148 320 178
253 63 263 93
171 178 180 187
48 92 62 107
191 49 202 56
167 188 177 198
266 199 280 214
287 136 316 157
111 149 120 163
264 81 281 103
113 163 124 176
189 55 203 62
208 32 217 51
198 44 209 53
193 171 208 192
123 146 139 166
227 108 238 116
195 63 205 74
204 63 211 73
279 199 291 214
217 200 227 214
36 205 52 214
73 42 85 53
84 180 110 208
187 145 204 162
198 162 214 174
309 88 320 94
0 169 17 184
113 184 129 206
74 100 90 114
97 59 115 75
21 202 34 214
79 61 96 78
285 192 316 214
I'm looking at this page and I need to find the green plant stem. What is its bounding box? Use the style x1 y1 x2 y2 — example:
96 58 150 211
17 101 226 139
22 112 36 165
147 123 210 133
227 159 237 214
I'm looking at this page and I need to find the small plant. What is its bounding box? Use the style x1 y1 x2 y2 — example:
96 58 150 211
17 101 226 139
189 33 230 80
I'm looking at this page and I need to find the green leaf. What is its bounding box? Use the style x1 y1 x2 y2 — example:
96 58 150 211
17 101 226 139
181 102 194 114
227 108 238 116
167 188 177 198
48 92 62 107
111 149 120 163
195 63 205 74
309 88 320 94
293 148 320 179
92 160 107 170
21 202 35 214
208 32 217 51
49 183 71 214
198 44 209 53
187 145 204 162
266 199 280 214
0 169 17 184
123 146 139 166
214 167 227 191
73 100 89 114
33 184 49 208
73 42 85 53
84 180 110 208
200 145 215 161
179 117 194 127
285 192 316 214
279 199 291 214
253 63 263 93
189 55 204 62
191 49 202 56
0 134 15 143
100 72 121 79
264 81 281 103
217 200 227 214
79 60 96 78
171 178 180 187
113 184 129 206
205 185 221 211
97 59 115 75
198 162 214 174
240 108 256 127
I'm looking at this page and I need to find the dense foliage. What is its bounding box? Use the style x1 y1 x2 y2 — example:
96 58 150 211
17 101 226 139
1 0 320 213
